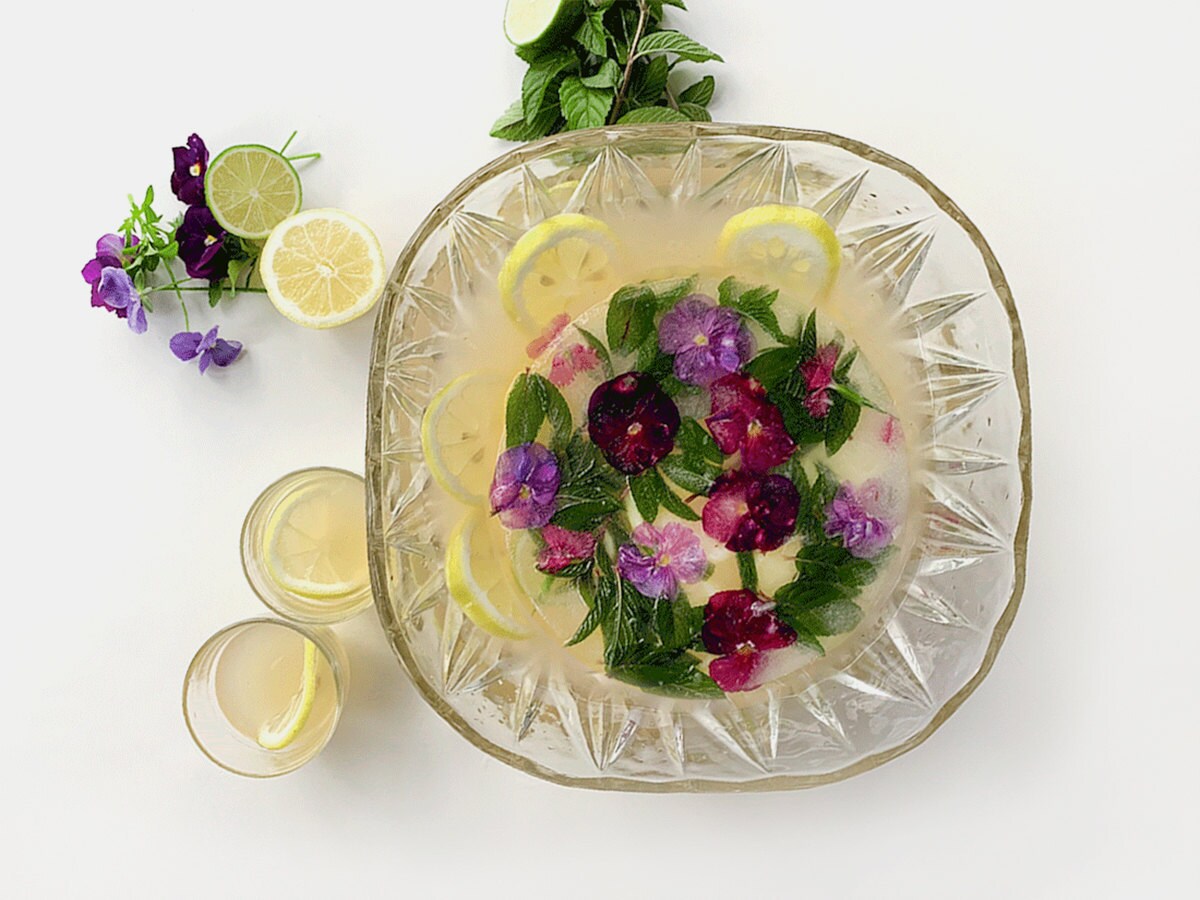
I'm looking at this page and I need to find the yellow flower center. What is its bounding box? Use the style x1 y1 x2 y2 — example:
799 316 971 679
519 485 532 500
747 419 763 437
189 162 202 177
627 422 643 436
658 553 672 567
203 234 218 247
692 333 709 347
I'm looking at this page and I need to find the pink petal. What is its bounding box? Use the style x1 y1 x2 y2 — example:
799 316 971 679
709 650 767 692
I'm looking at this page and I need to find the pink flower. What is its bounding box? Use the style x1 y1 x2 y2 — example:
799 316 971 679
549 342 601 387
525 314 571 359
536 526 598 574
705 373 795 472
702 590 797 692
799 344 839 419
702 469 800 552
616 522 707 600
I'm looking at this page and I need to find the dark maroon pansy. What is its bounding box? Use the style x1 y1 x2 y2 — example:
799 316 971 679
175 206 230 282
702 589 797 692
705 373 795 472
587 372 680 475
701 469 800 552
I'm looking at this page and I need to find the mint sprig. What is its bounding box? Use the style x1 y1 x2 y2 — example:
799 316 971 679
493 0 722 141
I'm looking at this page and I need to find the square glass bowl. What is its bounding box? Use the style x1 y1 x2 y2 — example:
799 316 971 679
366 124 1030 791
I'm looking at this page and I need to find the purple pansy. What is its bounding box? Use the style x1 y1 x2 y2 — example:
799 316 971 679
702 469 800 553
82 233 139 316
537 526 598 575
176 205 230 281
489 443 561 529
824 478 898 559
616 522 707 600
702 589 797 692
799 344 839 419
587 372 680 475
657 295 754 386
169 326 243 374
705 373 796 472
170 134 209 205
95 267 147 334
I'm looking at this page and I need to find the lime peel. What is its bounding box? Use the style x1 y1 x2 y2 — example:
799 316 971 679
205 144 302 240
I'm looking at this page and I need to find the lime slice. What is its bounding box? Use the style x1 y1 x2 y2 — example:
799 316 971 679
205 144 302 240
263 476 369 600
499 214 619 333
718 205 842 298
257 639 319 750
259 209 386 329
446 513 533 639
421 372 508 505
504 0 582 48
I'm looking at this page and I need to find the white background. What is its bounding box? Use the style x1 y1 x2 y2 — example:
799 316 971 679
2 0 1197 896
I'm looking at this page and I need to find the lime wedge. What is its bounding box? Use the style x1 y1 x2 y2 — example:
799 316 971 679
205 144 302 240
504 0 582 48
256 639 319 751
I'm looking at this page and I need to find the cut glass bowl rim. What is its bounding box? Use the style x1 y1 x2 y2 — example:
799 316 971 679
365 122 1032 791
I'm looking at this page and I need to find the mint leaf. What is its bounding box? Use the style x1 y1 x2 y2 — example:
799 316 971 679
835 347 858 381
745 346 802 391
653 599 704 651
581 58 622 89
491 99 560 141
786 599 863 636
634 55 670 104
505 374 545 446
679 102 711 122
609 659 723 699
630 469 665 522
574 10 609 56
675 418 724 466
799 310 818 356
559 76 614 130
737 552 758 592
824 391 861 455
679 74 714 105
618 105 689 124
606 282 659 352
532 374 573 447
522 49 576 119
552 498 623 531
659 483 700 521
718 277 791 344
659 455 715 495
634 30 723 63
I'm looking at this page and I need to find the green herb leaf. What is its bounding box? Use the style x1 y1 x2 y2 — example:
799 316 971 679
575 326 614 376
559 76 615 130
207 281 222 307
679 74 715 105
552 498 623 531
633 55 670 104
533 374 573 447
505 373 545 446
824 391 861 455
606 282 658 352
737 552 758 592
581 58 622 89
491 98 560 141
608 659 723 698
629 469 665 522
717 277 791 344
678 102 711 122
522 49 577 119
834 347 858 381
634 29 723 63
658 455 715 495
744 346 802 391
799 310 818 356
659 483 700 521
675 417 724 466
574 10 610 56
617 105 689 124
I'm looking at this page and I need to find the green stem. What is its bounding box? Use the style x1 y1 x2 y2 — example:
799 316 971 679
609 0 650 125
286 152 321 162
180 298 191 331
280 130 298 154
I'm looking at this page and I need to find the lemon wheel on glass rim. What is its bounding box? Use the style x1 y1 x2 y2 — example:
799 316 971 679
718 204 842 300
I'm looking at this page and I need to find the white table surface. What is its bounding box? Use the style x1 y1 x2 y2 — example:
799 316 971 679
4 1 1197 896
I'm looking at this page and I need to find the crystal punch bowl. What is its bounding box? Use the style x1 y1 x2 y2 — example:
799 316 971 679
366 124 1031 791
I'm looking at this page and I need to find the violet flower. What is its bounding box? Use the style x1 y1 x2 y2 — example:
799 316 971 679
176 206 229 282
705 373 795 472
824 478 898 559
489 443 560 529
95 267 147 334
799 344 840 419
702 589 797 692
587 372 680 475
702 469 800 553
82 233 138 316
537 526 598 575
616 522 707 600
170 134 209 205
169 326 243 374
658 295 754 386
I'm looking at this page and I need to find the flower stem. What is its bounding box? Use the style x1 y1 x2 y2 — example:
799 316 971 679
287 152 321 162
610 0 651 125
180 298 191 331
280 130 298 154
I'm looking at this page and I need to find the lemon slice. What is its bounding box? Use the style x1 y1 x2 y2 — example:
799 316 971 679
205 144 302 240
263 475 369 599
257 639 319 750
446 512 533 639
499 214 619 333
718 205 842 298
259 209 386 329
421 372 508 505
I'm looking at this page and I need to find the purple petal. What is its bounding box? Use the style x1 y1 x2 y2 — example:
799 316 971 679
657 523 706 583
617 544 677 599
198 326 220 354
81 258 104 286
95 234 126 263
169 331 203 361
96 267 136 310
657 296 713 354
198 351 213 375
207 338 242 367
631 522 663 551
126 301 147 334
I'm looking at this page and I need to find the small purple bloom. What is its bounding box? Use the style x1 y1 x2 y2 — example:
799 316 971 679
616 522 707 600
171 134 209 205
824 478 898 559
170 326 243 374
95 267 147 334
82 233 138 316
489 443 561 529
658 295 755 386
175 206 229 281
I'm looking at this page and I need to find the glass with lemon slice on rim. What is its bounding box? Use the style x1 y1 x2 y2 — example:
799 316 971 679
241 467 373 624
182 618 347 777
